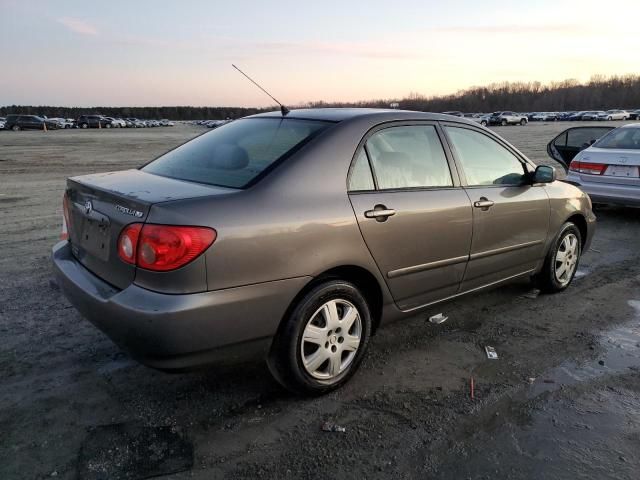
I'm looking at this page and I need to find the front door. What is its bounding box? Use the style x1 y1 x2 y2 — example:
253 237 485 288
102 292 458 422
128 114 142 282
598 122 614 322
442 124 550 291
348 123 473 311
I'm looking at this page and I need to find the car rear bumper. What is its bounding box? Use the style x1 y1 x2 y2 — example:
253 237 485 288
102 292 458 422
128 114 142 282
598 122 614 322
52 241 310 371
566 173 640 207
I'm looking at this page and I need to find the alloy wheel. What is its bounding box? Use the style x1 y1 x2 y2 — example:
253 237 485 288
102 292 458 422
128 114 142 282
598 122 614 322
555 233 579 286
300 299 362 380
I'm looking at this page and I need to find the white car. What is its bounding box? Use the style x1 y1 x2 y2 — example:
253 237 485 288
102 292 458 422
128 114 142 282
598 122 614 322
105 117 127 128
48 117 74 129
464 113 490 126
159 119 175 126
0 117 5 129
597 110 629 121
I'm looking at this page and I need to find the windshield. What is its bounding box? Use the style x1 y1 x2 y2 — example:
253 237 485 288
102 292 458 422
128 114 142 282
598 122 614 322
593 128 640 150
143 117 332 188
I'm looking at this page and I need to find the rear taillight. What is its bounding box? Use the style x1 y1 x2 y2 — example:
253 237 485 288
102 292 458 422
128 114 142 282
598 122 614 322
117 224 216 271
61 193 72 240
568 160 607 175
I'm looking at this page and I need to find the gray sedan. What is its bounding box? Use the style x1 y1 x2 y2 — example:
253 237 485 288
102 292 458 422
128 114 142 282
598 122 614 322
52 109 595 394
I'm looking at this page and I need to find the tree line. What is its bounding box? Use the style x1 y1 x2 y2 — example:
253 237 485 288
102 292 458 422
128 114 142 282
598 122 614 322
2 74 639 120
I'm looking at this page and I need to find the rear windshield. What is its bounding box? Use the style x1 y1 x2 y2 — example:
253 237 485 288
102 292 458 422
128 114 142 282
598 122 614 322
594 127 640 150
142 118 332 188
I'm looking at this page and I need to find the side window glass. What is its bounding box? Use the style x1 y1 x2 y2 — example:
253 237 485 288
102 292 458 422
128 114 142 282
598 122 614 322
365 125 452 190
444 126 526 186
348 149 375 191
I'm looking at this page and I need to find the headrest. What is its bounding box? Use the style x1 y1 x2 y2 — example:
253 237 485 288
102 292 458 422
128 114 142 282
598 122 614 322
211 144 249 170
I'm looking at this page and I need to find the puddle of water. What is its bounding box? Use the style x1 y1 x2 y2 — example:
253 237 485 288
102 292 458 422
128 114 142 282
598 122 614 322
528 299 640 396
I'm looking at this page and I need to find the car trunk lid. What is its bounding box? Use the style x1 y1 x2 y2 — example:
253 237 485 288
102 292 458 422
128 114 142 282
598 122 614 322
65 169 234 289
577 147 640 185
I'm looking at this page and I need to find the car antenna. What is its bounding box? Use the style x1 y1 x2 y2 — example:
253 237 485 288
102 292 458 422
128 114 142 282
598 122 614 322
232 64 289 116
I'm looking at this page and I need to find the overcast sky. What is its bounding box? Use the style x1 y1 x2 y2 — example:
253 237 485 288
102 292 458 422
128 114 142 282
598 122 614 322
1 0 638 107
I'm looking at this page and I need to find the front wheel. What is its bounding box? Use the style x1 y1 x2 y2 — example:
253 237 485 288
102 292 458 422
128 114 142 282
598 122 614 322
481 120 487 126
268 280 372 395
11 125 20 131
501 119 507 126
520 119 527 126
534 222 582 293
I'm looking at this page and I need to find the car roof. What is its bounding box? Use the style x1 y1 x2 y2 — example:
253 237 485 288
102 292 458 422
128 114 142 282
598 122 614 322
247 107 478 125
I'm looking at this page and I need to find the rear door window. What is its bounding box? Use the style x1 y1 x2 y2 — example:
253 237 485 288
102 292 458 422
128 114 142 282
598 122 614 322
365 125 453 189
143 118 332 188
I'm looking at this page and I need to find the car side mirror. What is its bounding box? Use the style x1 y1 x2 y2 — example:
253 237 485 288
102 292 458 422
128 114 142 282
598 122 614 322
532 165 556 184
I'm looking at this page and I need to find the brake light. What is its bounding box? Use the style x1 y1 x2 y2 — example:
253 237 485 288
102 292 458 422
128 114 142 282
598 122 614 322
61 193 72 240
568 160 607 175
117 224 216 271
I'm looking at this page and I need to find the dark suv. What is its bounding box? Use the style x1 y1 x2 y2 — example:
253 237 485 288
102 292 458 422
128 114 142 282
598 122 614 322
4 114 58 131
76 115 112 129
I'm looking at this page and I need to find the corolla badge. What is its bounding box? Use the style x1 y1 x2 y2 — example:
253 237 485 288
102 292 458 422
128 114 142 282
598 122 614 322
83 200 93 215
115 204 144 218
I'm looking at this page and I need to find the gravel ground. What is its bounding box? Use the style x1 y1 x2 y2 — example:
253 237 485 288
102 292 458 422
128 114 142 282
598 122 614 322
1 121 639 480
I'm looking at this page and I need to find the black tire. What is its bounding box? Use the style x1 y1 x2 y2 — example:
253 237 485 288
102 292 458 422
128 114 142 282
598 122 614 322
268 279 372 395
501 119 508 126
11 125 20 131
534 222 582 293
481 120 487 126
105 123 111 129
520 119 527 126
81 123 88 129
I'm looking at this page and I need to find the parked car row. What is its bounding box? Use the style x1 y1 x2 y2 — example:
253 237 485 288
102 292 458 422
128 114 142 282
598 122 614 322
1 114 176 131
441 109 640 125
192 119 233 128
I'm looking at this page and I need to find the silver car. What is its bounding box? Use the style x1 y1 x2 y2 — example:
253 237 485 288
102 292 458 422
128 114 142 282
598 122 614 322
564 124 640 206
53 109 595 394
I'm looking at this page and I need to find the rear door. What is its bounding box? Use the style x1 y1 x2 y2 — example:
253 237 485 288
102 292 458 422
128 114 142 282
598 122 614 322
441 124 550 291
348 123 472 311
547 126 614 168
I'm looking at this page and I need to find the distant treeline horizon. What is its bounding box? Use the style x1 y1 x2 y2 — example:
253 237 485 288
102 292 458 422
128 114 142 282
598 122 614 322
2 74 639 120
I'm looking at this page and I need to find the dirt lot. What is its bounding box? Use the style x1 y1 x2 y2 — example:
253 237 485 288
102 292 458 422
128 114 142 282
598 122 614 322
1 121 639 480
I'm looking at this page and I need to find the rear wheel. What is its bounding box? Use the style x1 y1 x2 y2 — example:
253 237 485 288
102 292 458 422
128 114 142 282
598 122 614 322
81 123 88 129
481 120 487 126
268 280 372 395
534 222 582 293
11 125 20 131
520 119 527 126
501 119 507 126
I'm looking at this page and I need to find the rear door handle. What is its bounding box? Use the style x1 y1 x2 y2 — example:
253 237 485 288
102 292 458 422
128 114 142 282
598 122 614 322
365 205 396 222
473 198 495 209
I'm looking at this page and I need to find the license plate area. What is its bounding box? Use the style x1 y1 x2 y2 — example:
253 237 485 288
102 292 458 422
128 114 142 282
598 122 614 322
78 211 111 261
606 165 639 178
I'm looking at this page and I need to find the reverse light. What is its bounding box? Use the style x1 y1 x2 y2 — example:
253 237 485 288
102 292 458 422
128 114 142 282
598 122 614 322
117 223 216 271
568 160 607 175
118 223 143 264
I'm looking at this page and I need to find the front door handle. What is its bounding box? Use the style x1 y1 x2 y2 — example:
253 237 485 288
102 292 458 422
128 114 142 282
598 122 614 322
473 197 495 210
365 205 396 222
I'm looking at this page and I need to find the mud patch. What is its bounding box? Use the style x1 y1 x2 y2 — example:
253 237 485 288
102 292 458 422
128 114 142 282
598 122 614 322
78 423 193 480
